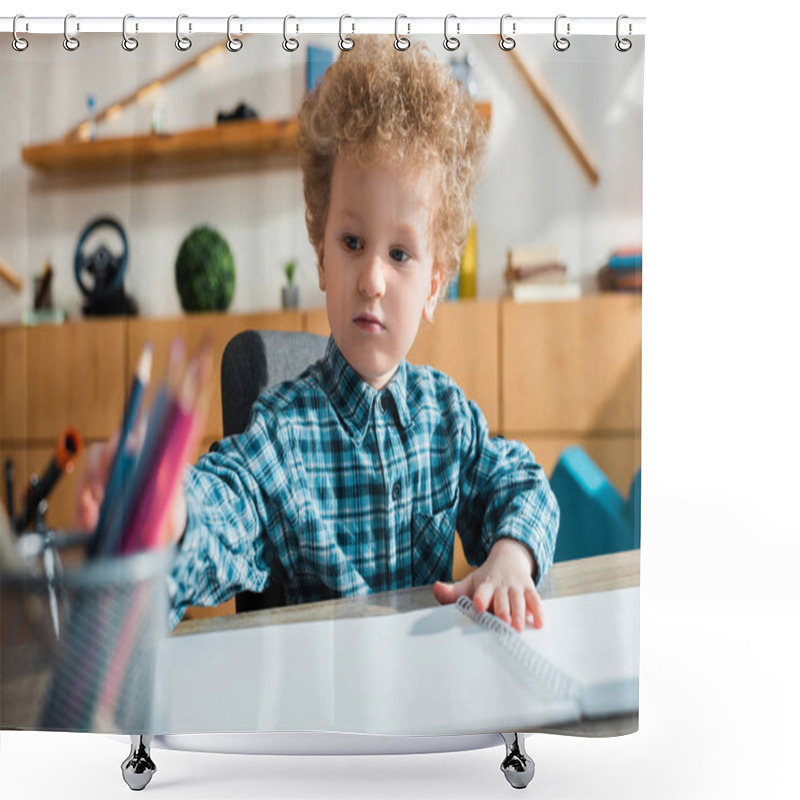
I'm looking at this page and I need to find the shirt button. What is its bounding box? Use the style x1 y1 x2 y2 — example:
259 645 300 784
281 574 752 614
391 480 401 501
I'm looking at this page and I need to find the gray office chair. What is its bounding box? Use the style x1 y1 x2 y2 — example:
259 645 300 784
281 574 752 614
219 329 328 613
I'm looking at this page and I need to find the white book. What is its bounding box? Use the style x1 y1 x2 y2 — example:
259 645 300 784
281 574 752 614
507 244 560 269
152 587 639 736
511 281 582 303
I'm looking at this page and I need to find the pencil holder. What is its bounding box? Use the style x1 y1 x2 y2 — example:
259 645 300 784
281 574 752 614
1 546 172 734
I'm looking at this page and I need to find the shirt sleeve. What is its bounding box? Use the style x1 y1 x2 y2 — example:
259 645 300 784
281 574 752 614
455 397 559 585
166 409 289 628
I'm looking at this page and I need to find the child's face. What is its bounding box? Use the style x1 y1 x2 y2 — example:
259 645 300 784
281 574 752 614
317 155 444 391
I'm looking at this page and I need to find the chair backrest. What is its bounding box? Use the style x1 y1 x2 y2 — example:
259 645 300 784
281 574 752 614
220 329 328 612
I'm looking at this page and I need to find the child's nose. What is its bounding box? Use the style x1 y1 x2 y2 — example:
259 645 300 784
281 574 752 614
357 253 386 299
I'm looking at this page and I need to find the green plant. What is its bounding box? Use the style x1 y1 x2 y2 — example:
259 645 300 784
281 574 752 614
175 225 236 312
284 260 297 285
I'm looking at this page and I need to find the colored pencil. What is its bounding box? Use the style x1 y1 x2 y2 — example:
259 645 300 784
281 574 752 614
97 339 186 557
88 341 153 558
119 340 212 554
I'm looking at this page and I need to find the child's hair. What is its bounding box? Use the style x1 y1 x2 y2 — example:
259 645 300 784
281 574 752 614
297 35 488 289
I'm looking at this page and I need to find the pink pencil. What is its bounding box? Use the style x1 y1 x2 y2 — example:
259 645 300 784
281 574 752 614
120 340 212 554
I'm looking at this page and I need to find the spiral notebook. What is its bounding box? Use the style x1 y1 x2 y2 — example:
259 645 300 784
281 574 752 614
153 587 638 736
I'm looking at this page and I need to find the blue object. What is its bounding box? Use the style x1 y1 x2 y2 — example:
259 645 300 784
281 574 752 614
550 445 641 562
86 94 97 140
446 272 460 301
608 253 642 270
306 46 334 92
626 468 641 546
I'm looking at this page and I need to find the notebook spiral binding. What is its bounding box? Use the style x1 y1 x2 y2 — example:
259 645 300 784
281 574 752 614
455 595 580 703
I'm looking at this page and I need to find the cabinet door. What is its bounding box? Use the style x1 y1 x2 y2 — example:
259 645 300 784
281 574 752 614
501 295 641 434
25 320 127 441
0 326 28 442
409 299 499 432
127 310 303 441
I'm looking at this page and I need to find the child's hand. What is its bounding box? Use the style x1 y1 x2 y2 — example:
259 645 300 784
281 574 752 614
75 432 188 545
433 538 544 632
74 435 118 531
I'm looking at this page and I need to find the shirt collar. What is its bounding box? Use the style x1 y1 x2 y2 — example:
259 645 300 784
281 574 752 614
319 337 411 440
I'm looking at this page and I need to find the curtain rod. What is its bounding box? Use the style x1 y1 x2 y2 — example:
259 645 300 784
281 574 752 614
0 16 646 37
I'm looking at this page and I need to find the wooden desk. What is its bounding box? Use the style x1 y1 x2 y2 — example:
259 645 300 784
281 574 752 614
175 550 640 637
174 550 640 738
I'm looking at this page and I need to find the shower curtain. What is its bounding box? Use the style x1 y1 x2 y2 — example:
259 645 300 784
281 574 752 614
0 15 644 789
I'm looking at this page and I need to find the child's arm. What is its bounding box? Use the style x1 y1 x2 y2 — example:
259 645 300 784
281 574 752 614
432 387 558 628
433 538 543 632
75 413 279 629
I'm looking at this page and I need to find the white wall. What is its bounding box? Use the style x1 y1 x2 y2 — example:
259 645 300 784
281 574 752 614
0 32 644 322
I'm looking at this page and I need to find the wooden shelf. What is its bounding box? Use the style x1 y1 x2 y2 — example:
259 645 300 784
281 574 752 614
22 102 492 177
21 118 299 176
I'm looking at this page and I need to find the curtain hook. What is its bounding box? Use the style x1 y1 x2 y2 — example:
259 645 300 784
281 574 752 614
444 14 460 51
227 15 243 51
175 14 192 51
499 14 515 51
63 13 80 51
554 14 571 52
282 15 299 52
12 15 29 52
338 15 355 51
122 14 139 51
394 15 410 51
615 15 632 52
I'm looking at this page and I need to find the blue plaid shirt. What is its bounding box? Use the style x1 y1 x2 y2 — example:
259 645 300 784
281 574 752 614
168 337 559 627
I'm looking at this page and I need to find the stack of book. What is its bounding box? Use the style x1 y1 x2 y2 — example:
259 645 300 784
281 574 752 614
505 244 581 302
597 247 642 292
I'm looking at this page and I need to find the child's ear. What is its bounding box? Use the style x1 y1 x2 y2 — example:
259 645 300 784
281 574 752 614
423 268 445 323
316 242 326 291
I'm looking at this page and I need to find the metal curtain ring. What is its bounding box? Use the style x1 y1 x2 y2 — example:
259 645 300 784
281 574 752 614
339 15 355 51
394 15 410 51
283 15 299 52
554 14 570 51
12 15 29 52
443 14 460 51
499 14 515 51
63 14 80 51
227 15 243 51
615 14 632 52
175 14 192 51
122 14 138 51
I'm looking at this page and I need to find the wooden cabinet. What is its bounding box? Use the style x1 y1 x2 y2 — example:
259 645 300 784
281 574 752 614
0 311 302 532
410 300 499 433
0 294 641 615
25 320 128 441
501 294 641 433
500 294 642 495
1 320 127 443
0 325 28 441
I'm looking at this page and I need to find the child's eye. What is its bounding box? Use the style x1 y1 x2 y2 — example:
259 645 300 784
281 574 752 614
343 234 362 251
389 248 410 264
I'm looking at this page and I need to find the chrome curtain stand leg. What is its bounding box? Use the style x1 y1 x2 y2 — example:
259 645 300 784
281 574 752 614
500 732 535 789
121 735 157 791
